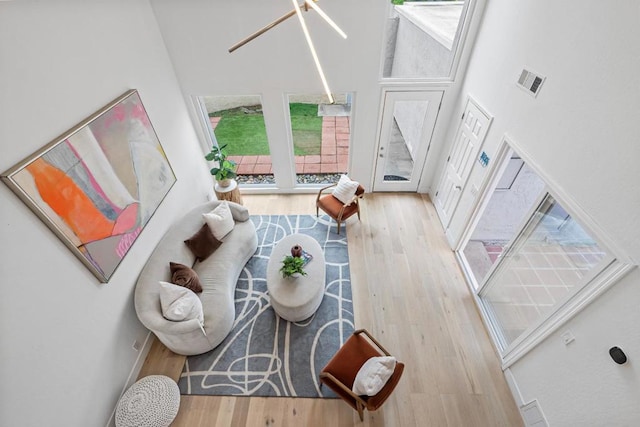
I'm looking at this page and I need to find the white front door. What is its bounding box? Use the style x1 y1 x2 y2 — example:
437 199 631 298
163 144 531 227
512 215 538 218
373 91 443 192
434 97 491 226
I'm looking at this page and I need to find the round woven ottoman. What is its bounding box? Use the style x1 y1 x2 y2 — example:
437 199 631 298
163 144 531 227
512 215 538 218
115 375 180 427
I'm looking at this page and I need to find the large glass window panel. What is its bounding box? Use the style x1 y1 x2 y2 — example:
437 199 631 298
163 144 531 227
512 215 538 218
382 1 469 79
479 194 611 348
382 100 428 181
462 159 546 287
287 94 351 185
200 95 274 185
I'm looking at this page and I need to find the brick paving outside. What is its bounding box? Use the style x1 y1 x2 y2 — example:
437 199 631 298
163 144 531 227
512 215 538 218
209 116 349 176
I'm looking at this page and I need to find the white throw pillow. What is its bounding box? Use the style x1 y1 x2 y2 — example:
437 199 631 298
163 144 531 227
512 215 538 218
159 281 204 326
332 175 359 205
203 201 235 240
352 356 396 396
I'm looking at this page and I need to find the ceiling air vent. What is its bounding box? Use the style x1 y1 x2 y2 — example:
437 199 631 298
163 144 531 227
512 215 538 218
517 69 545 97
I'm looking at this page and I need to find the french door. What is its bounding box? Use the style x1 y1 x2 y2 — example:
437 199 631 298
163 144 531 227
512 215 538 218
373 91 442 192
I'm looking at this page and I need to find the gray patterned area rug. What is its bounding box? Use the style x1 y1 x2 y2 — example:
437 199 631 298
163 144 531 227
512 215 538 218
178 215 354 398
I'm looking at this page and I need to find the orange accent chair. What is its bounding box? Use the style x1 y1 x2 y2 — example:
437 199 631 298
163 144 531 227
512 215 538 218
319 329 404 421
315 183 365 234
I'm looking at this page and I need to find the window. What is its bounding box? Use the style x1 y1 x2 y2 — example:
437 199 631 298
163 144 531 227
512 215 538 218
197 94 353 189
287 94 352 185
479 194 613 349
461 160 545 288
457 140 633 363
382 0 471 79
198 95 274 185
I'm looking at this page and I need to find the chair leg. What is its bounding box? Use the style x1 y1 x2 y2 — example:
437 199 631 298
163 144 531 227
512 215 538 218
356 401 364 422
336 221 341 235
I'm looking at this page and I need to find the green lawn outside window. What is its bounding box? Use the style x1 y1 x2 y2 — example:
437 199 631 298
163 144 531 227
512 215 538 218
210 103 322 156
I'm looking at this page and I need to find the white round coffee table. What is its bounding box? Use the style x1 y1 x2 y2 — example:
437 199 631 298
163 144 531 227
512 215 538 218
266 233 325 322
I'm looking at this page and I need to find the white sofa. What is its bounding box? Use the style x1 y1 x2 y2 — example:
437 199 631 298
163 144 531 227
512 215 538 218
134 200 258 356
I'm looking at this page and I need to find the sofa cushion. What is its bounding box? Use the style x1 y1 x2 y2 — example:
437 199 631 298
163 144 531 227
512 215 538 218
352 356 396 396
184 223 222 261
203 201 235 240
158 281 204 326
169 262 203 293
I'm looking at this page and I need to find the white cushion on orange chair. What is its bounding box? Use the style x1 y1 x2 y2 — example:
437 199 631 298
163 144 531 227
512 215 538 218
332 175 359 205
352 356 397 396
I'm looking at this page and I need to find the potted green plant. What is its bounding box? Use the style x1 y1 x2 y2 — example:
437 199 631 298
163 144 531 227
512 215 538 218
280 255 307 279
204 143 237 188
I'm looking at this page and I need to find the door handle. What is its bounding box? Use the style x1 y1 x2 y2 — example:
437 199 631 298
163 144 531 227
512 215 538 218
455 185 462 190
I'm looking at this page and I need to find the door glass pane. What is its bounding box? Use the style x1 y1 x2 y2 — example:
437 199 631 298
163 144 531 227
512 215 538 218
200 95 273 185
382 1 468 79
288 94 351 185
480 194 610 348
462 158 545 286
383 100 428 181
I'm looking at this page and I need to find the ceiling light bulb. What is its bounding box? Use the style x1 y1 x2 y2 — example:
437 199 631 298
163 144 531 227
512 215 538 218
305 1 347 39
292 0 335 104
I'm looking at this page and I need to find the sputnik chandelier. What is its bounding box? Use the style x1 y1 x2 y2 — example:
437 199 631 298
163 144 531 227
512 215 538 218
228 0 347 104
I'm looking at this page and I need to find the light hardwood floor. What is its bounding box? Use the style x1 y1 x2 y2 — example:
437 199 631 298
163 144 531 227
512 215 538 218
138 193 523 426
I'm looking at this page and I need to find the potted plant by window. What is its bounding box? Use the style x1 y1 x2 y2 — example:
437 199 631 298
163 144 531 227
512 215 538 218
280 255 307 279
204 143 237 188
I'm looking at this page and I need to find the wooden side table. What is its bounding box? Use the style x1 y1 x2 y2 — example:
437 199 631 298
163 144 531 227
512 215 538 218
214 180 243 205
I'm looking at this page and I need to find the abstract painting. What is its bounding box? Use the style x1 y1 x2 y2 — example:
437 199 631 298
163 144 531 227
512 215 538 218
1 90 176 282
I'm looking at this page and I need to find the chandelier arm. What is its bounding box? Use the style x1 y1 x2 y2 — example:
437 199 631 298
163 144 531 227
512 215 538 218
305 0 347 38
292 0 334 104
229 3 305 53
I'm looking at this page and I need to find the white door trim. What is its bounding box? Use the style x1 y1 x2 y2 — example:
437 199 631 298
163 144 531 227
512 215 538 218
433 95 492 228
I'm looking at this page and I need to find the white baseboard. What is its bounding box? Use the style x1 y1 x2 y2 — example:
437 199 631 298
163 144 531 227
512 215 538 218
504 368 549 427
520 400 549 427
503 368 524 406
104 332 153 427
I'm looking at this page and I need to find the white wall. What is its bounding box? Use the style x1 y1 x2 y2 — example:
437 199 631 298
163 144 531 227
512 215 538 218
0 1 210 426
149 0 388 190
437 0 640 424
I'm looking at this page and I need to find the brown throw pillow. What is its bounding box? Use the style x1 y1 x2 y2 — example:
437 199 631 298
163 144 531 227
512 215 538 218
169 262 203 294
184 223 222 261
